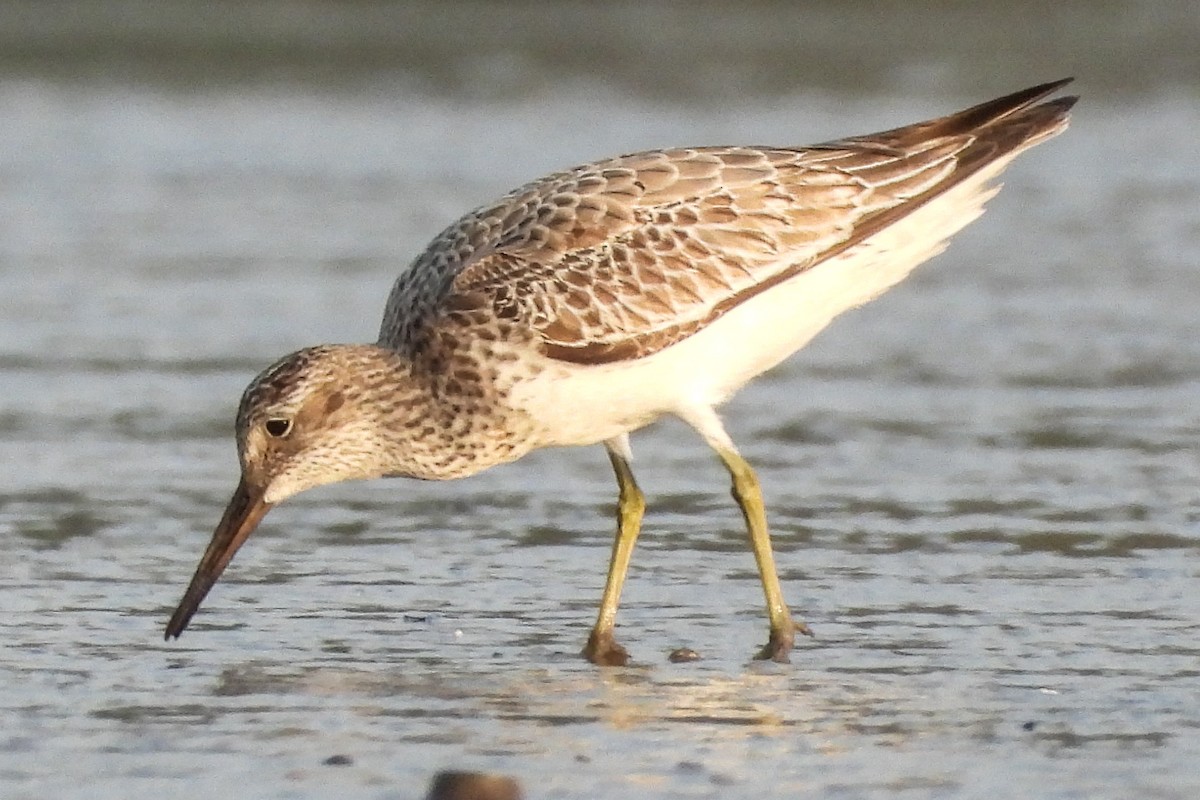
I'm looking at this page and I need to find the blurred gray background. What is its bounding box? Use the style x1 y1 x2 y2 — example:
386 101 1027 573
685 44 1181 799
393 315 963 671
1 3 1197 800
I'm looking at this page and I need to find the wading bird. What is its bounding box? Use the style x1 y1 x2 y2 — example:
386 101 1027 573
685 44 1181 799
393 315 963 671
165 80 1075 665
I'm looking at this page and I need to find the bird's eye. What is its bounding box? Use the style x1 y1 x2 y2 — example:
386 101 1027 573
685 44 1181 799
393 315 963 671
264 417 292 437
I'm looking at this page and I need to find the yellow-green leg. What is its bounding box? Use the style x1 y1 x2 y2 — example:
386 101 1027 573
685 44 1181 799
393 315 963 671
582 441 646 666
717 447 812 662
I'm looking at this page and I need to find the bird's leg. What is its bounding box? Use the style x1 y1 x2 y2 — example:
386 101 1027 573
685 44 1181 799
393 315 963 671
717 447 812 662
582 442 646 666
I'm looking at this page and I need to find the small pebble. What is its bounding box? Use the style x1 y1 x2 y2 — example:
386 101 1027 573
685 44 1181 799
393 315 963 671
1022 721 1037 731
668 647 701 663
426 770 523 800
323 754 353 766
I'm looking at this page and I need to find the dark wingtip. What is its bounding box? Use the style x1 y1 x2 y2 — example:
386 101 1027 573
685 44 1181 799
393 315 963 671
812 78 1079 155
1044 94 1080 113
1039 76 1074 92
1038 77 1078 109
948 77 1078 133
1016 77 1074 101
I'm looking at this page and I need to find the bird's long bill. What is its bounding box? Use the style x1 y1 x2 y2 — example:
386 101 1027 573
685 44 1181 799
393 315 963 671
164 478 273 639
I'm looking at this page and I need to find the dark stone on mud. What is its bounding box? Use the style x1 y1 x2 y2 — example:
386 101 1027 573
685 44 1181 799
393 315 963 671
426 770 523 800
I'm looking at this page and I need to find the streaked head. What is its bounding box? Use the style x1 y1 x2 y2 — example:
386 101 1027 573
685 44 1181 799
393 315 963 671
164 344 408 639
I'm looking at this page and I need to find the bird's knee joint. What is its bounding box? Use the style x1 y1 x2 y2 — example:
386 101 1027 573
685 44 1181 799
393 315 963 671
619 487 646 516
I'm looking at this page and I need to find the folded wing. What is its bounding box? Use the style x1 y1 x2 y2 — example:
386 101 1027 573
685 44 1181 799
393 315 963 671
380 80 1075 364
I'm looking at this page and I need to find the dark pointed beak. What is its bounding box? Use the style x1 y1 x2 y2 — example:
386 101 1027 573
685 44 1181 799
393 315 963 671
164 477 273 639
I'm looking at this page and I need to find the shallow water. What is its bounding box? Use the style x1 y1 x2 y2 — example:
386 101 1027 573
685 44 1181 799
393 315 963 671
2 2 1199 798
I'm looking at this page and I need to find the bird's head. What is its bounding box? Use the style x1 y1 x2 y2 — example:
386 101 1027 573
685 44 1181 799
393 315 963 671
164 344 411 639
235 344 405 504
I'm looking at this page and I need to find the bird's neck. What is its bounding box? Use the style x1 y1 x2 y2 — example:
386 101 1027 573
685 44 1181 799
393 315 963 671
363 343 537 481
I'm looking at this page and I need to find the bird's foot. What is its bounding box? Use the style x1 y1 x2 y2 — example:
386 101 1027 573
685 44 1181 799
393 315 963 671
753 618 813 663
582 630 630 666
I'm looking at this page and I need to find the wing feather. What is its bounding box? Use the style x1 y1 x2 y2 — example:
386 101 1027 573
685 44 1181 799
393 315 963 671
378 80 1075 363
